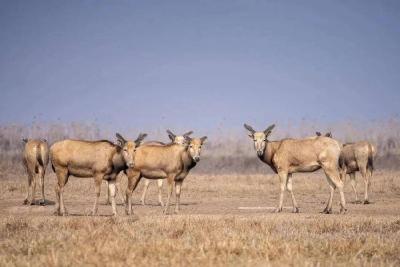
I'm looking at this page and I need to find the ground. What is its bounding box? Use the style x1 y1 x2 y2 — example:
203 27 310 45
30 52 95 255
0 169 399 266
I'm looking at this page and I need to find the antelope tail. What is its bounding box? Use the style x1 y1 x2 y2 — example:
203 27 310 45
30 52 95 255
367 144 374 173
338 153 346 181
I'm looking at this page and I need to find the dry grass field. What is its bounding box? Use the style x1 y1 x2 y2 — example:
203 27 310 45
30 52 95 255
0 168 399 266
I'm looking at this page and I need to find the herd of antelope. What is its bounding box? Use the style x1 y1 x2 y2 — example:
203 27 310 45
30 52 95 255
21 124 376 216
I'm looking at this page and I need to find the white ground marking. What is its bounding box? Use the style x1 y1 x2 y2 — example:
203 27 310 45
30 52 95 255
238 206 293 210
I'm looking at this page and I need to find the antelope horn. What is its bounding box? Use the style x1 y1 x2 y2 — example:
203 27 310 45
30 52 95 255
243 123 256 134
135 133 148 145
264 124 276 134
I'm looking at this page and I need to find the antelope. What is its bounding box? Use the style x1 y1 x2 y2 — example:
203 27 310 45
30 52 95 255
244 123 347 214
339 142 376 204
140 130 193 206
124 132 207 215
104 130 193 206
22 138 49 205
50 133 147 216
316 132 376 204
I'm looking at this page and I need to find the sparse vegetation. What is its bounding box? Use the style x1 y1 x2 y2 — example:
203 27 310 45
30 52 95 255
0 167 399 266
2 119 400 174
1 121 400 266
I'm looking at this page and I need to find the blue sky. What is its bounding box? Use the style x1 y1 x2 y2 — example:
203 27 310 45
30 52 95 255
1 0 399 131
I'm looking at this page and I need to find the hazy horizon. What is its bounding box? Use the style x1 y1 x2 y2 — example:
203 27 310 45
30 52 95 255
1 1 400 131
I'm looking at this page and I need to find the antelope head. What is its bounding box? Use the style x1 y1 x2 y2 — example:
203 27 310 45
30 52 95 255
116 132 147 168
186 136 207 162
166 129 193 145
244 123 275 157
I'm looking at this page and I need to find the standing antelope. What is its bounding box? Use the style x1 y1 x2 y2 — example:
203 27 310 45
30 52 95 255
340 142 376 204
50 133 147 216
316 132 376 204
244 123 347 214
22 138 49 205
125 132 207 215
104 130 193 206
140 130 193 206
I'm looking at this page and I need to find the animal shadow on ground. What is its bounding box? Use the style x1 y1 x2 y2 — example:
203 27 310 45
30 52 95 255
25 199 56 206
350 200 375 204
101 201 200 207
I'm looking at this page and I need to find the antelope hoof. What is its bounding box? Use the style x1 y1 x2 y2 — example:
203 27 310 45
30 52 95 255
91 210 98 216
340 208 347 214
363 200 370 205
23 199 29 205
53 209 61 216
322 208 332 214
274 207 282 213
141 200 146 206
293 207 299 213
29 200 36 206
125 208 132 215
39 200 46 206
56 209 68 216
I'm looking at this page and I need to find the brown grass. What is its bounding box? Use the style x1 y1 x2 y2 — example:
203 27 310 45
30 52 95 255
0 168 399 266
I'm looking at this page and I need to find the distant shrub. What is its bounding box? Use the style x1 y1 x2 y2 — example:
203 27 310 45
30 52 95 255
2 118 400 174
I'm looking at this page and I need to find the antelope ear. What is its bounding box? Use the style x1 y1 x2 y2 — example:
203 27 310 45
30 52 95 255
135 133 147 146
41 138 47 143
316 132 321 136
244 123 255 134
326 132 332 138
200 136 207 143
264 124 275 136
22 138 28 143
248 134 253 139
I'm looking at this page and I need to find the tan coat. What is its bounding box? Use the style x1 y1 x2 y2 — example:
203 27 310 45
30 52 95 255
125 136 205 215
244 124 346 214
105 131 194 208
22 139 49 205
340 141 376 204
50 133 146 216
